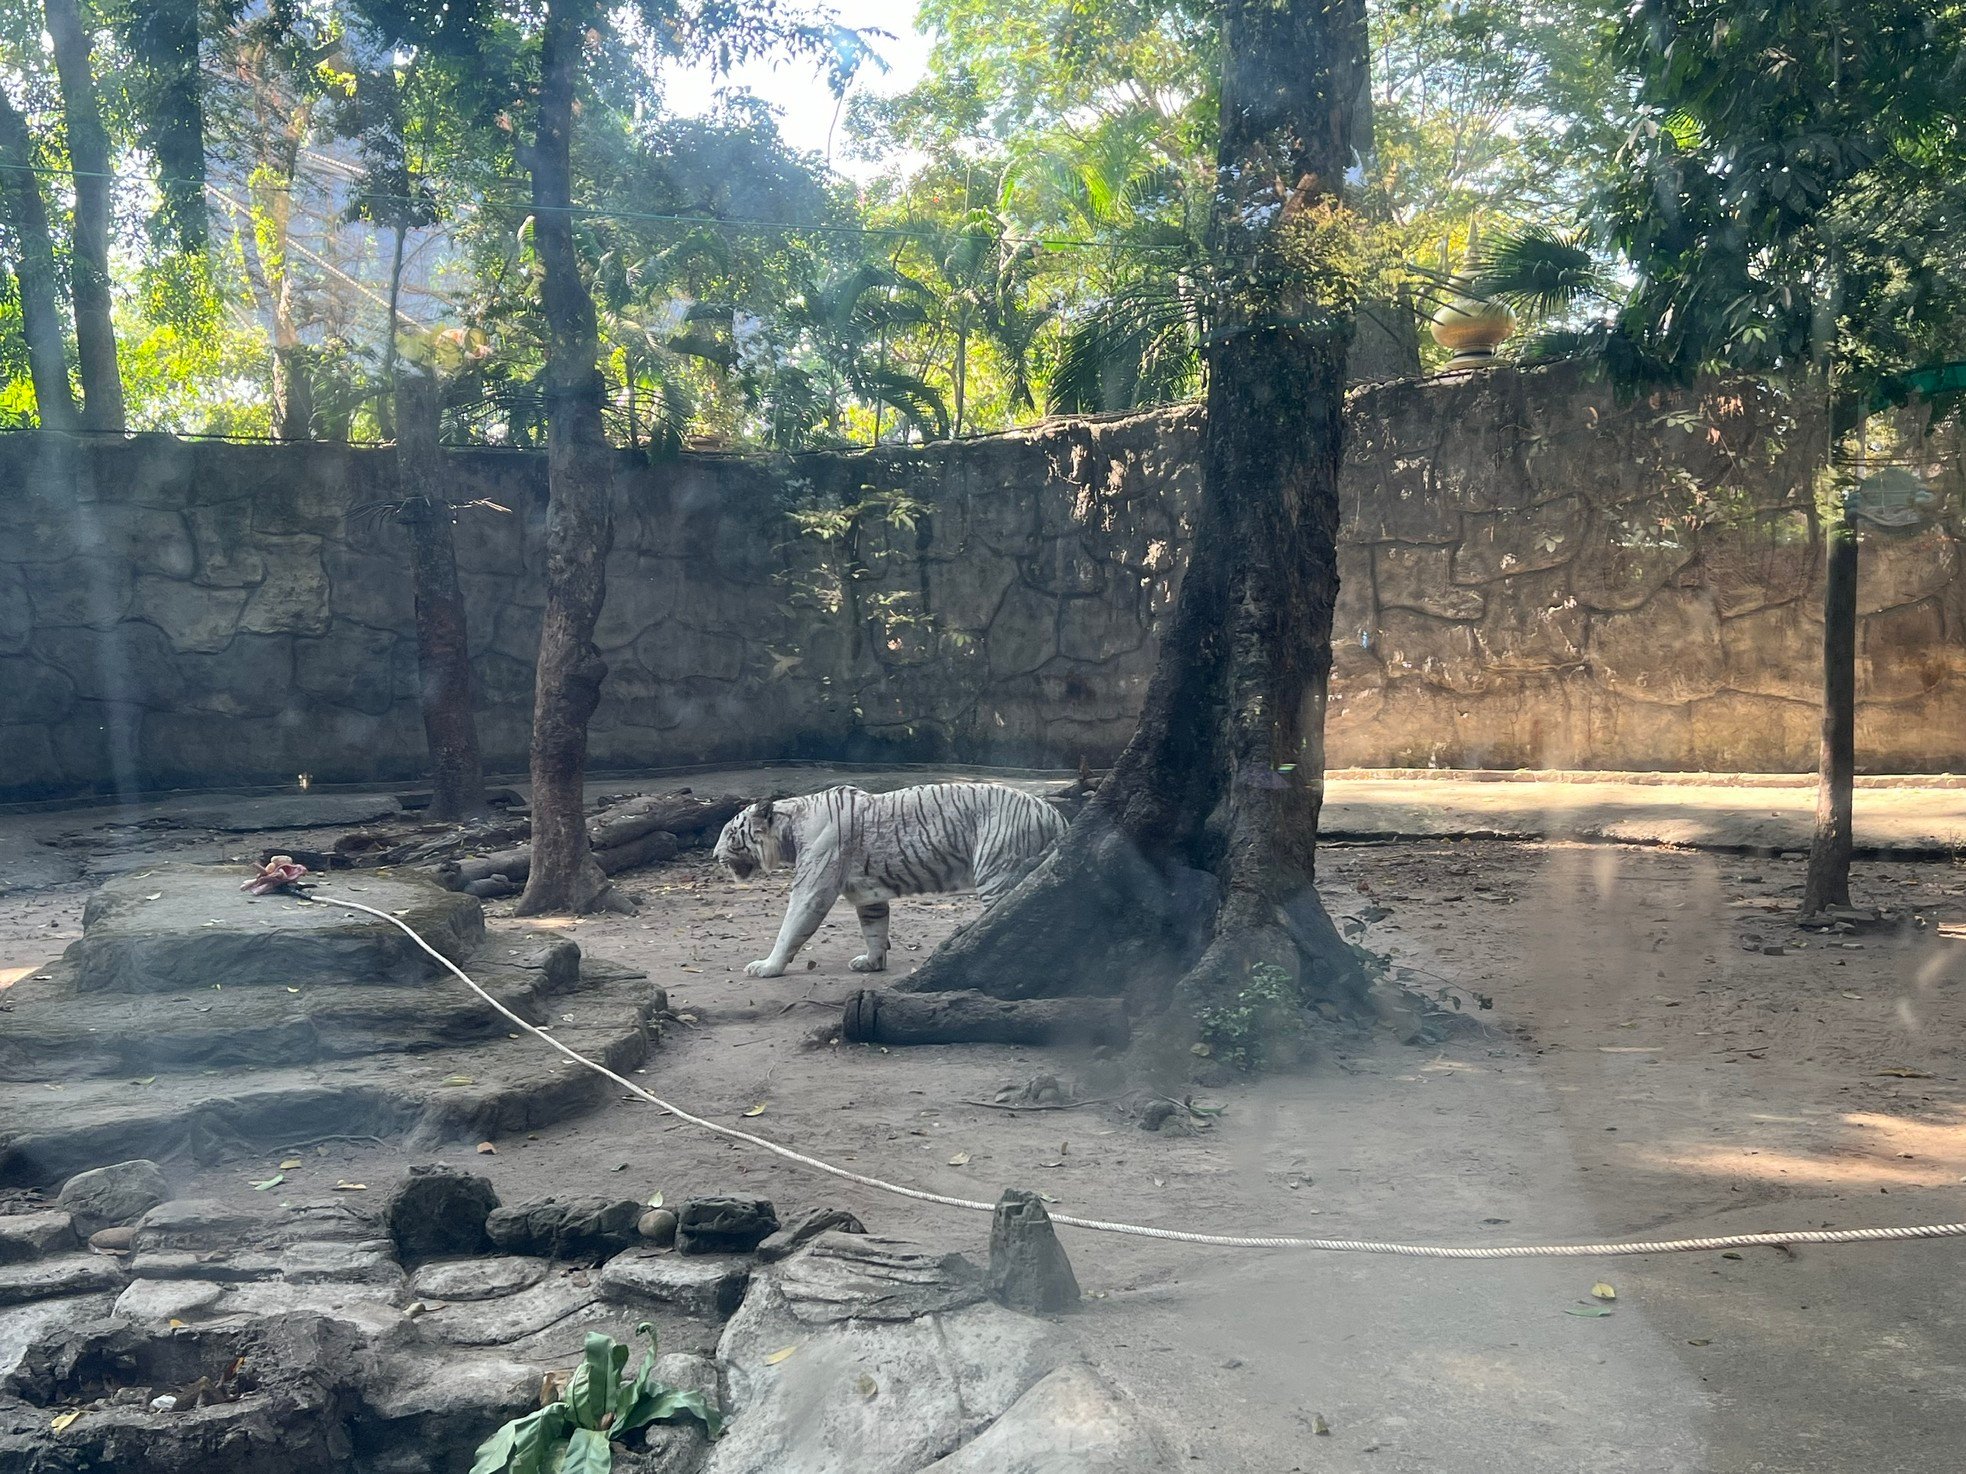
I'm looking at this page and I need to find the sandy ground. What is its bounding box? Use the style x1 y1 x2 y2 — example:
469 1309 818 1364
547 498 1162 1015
4 770 1965 1472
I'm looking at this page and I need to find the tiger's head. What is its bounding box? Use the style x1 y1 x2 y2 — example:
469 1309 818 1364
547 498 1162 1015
713 798 796 880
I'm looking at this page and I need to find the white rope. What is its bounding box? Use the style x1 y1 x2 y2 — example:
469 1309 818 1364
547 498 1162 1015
307 892 1966 1260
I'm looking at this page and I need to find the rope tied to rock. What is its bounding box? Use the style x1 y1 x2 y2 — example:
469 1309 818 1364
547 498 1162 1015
304 890 1966 1260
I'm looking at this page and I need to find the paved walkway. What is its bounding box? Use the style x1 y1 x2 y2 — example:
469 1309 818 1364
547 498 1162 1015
1319 771 1966 855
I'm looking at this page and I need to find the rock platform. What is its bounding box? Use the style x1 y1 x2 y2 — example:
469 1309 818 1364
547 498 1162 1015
0 865 661 1186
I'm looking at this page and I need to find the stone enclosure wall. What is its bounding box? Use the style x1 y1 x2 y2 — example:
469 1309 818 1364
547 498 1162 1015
1 362 1961 802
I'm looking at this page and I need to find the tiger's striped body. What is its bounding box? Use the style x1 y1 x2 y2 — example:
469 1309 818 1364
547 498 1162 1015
712 782 1068 977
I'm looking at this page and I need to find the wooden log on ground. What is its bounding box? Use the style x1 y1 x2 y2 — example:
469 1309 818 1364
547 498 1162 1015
840 989 1129 1049
588 792 747 850
438 846 532 889
437 828 679 889
596 830 679 875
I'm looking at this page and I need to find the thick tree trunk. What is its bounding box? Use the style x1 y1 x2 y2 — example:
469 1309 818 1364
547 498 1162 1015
397 369 488 822
44 0 125 433
1805 498 1858 914
901 0 1386 1075
514 1 615 916
0 95 79 432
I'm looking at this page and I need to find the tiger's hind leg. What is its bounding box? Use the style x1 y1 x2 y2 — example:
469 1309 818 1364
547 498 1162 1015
974 854 1039 909
849 901 890 973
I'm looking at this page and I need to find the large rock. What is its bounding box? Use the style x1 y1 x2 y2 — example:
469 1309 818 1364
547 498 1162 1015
69 866 484 995
485 1196 643 1262
676 1197 779 1256
56 1159 169 1234
705 1233 1061 1474
383 1165 498 1263
770 1233 986 1323
913 1363 1178 1473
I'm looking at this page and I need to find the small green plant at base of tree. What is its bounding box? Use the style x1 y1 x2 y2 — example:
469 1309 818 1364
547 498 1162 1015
1196 962 1307 1071
471 1323 724 1474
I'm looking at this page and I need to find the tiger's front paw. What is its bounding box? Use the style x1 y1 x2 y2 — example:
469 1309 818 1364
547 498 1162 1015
744 959 786 978
849 953 887 973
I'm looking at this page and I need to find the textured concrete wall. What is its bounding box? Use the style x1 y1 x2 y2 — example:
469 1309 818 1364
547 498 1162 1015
1 362 1959 801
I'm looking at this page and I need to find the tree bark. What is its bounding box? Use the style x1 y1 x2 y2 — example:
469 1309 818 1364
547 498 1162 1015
514 0 615 916
380 221 406 438
1805 494 1858 915
0 94 79 432
397 369 488 823
44 0 125 433
237 91 310 437
899 0 1385 1075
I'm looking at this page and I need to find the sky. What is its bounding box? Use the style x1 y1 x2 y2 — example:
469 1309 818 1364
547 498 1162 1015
659 0 934 180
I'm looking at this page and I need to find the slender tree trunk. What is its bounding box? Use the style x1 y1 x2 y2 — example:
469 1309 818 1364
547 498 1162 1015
953 308 968 438
44 0 125 433
239 94 310 437
379 221 406 437
0 95 79 432
514 0 614 915
397 370 488 822
901 0 1392 1073
1805 460 1859 915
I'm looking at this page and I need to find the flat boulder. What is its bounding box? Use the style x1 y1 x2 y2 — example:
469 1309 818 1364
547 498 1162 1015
755 1206 866 1263
408 1255 549 1303
56 1160 169 1235
0 1253 126 1307
69 866 483 995
771 1233 985 1325
0 1210 75 1263
599 1251 751 1319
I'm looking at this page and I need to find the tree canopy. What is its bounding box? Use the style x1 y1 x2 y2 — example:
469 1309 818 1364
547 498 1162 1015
0 0 1960 441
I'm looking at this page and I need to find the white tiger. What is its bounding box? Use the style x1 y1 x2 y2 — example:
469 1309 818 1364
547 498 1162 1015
712 782 1068 977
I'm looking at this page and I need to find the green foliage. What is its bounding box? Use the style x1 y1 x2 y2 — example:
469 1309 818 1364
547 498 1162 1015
1196 962 1307 1072
1602 0 1966 403
472 1324 722 1474
3 0 1958 446
1468 225 1619 323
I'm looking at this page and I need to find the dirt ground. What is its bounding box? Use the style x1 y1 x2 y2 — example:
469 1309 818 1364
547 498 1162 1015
4 772 1965 1473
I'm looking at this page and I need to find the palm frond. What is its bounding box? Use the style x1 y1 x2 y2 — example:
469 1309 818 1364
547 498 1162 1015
1469 226 1617 319
1048 281 1200 415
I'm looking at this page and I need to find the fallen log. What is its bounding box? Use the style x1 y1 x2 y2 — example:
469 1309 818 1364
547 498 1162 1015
438 846 532 889
839 988 1130 1049
597 830 679 875
588 792 747 850
436 828 680 890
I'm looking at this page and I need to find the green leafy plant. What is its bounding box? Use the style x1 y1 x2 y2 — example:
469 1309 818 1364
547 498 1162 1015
1196 962 1306 1071
471 1324 723 1474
